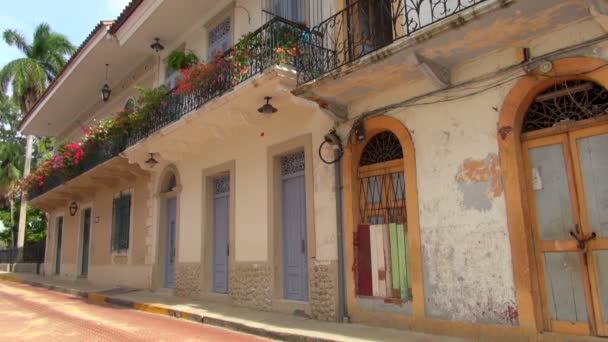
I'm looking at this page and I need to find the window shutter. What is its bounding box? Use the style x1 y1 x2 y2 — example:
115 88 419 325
111 193 131 251
356 224 373 296
111 196 119 251
119 194 131 250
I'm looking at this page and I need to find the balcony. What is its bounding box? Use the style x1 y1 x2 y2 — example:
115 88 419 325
296 0 489 84
26 0 497 201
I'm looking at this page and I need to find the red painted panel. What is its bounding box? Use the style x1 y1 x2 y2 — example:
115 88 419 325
356 224 372 296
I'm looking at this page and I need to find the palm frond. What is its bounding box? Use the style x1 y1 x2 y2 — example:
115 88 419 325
2 30 32 56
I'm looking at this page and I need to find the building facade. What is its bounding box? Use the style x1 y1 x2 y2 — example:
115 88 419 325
19 0 608 340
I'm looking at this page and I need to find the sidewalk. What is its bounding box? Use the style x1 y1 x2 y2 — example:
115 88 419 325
0 272 470 342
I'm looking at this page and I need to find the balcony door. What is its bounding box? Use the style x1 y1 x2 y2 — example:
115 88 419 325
348 0 393 56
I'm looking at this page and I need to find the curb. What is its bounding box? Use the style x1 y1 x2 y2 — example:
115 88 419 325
0 275 334 342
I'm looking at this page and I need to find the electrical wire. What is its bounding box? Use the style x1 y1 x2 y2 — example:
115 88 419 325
339 33 608 141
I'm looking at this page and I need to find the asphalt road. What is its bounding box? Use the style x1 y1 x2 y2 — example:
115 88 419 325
0 281 270 342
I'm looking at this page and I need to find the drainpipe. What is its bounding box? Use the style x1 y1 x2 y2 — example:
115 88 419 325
335 149 348 322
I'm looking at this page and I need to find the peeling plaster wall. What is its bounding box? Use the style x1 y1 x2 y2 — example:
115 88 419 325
392 85 517 324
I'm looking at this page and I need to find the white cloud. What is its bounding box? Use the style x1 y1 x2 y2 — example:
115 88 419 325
107 0 131 15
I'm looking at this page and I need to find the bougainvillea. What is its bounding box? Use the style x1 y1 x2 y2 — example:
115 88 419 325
21 86 168 197
22 24 303 197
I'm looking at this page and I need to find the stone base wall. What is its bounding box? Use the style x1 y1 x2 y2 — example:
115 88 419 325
175 263 202 297
229 263 271 310
310 260 339 321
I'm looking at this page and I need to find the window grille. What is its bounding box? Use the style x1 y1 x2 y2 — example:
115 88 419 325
359 131 403 166
523 80 608 133
208 16 232 59
355 130 411 300
111 192 131 251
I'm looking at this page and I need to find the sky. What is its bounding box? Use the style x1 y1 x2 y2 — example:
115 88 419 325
0 0 130 72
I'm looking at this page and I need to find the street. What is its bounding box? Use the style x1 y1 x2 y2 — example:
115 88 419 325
0 281 269 342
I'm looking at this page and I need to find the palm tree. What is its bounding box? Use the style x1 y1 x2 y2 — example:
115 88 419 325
0 142 24 246
0 23 75 112
0 23 75 250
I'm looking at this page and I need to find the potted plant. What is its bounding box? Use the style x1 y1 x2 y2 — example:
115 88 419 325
166 50 199 70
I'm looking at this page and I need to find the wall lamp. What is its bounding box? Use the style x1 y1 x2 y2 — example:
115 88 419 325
69 201 78 216
354 120 366 143
257 96 277 115
150 38 164 53
319 129 343 165
100 64 111 102
145 153 159 168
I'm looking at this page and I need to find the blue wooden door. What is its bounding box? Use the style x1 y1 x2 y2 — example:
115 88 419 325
212 175 230 293
281 152 308 301
164 198 177 288
55 217 63 275
80 209 91 277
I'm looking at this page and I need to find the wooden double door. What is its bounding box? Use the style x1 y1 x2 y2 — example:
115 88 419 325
524 123 608 336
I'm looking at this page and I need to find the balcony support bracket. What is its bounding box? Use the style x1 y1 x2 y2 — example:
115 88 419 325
587 0 608 32
413 51 451 89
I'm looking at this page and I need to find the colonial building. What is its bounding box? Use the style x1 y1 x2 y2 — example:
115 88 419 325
19 0 608 340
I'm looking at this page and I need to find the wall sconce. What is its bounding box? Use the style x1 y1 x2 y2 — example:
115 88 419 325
257 96 277 115
150 37 164 53
69 202 78 217
101 64 111 102
145 153 159 168
354 120 365 142
95 216 100 224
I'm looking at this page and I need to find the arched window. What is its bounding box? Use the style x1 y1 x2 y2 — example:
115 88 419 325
522 80 608 133
124 97 136 112
164 173 177 192
355 130 410 301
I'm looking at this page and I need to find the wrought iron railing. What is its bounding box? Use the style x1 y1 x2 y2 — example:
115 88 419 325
0 240 46 265
127 17 306 146
297 0 488 83
28 134 128 199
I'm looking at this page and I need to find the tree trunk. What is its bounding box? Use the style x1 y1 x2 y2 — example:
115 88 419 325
17 134 33 250
17 90 38 257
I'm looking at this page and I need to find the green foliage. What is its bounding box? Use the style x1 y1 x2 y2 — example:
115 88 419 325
1 23 75 112
0 200 46 246
134 85 168 120
166 50 199 70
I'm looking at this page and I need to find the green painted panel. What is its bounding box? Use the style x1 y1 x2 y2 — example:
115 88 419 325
403 225 411 296
389 223 400 291
396 224 408 300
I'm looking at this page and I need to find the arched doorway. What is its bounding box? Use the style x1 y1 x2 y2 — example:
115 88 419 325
157 168 179 290
342 115 423 320
519 79 608 336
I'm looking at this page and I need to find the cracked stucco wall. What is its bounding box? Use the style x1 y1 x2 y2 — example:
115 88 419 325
390 84 518 325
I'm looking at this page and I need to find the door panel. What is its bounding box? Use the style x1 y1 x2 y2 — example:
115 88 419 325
81 209 91 277
528 143 576 241
282 167 308 301
543 252 588 322
55 218 63 275
524 135 591 335
593 250 608 324
575 132 608 238
570 126 608 336
212 175 230 294
164 198 177 288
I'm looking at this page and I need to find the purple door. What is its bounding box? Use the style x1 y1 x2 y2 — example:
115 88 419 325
212 175 230 294
281 152 308 301
164 198 176 288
